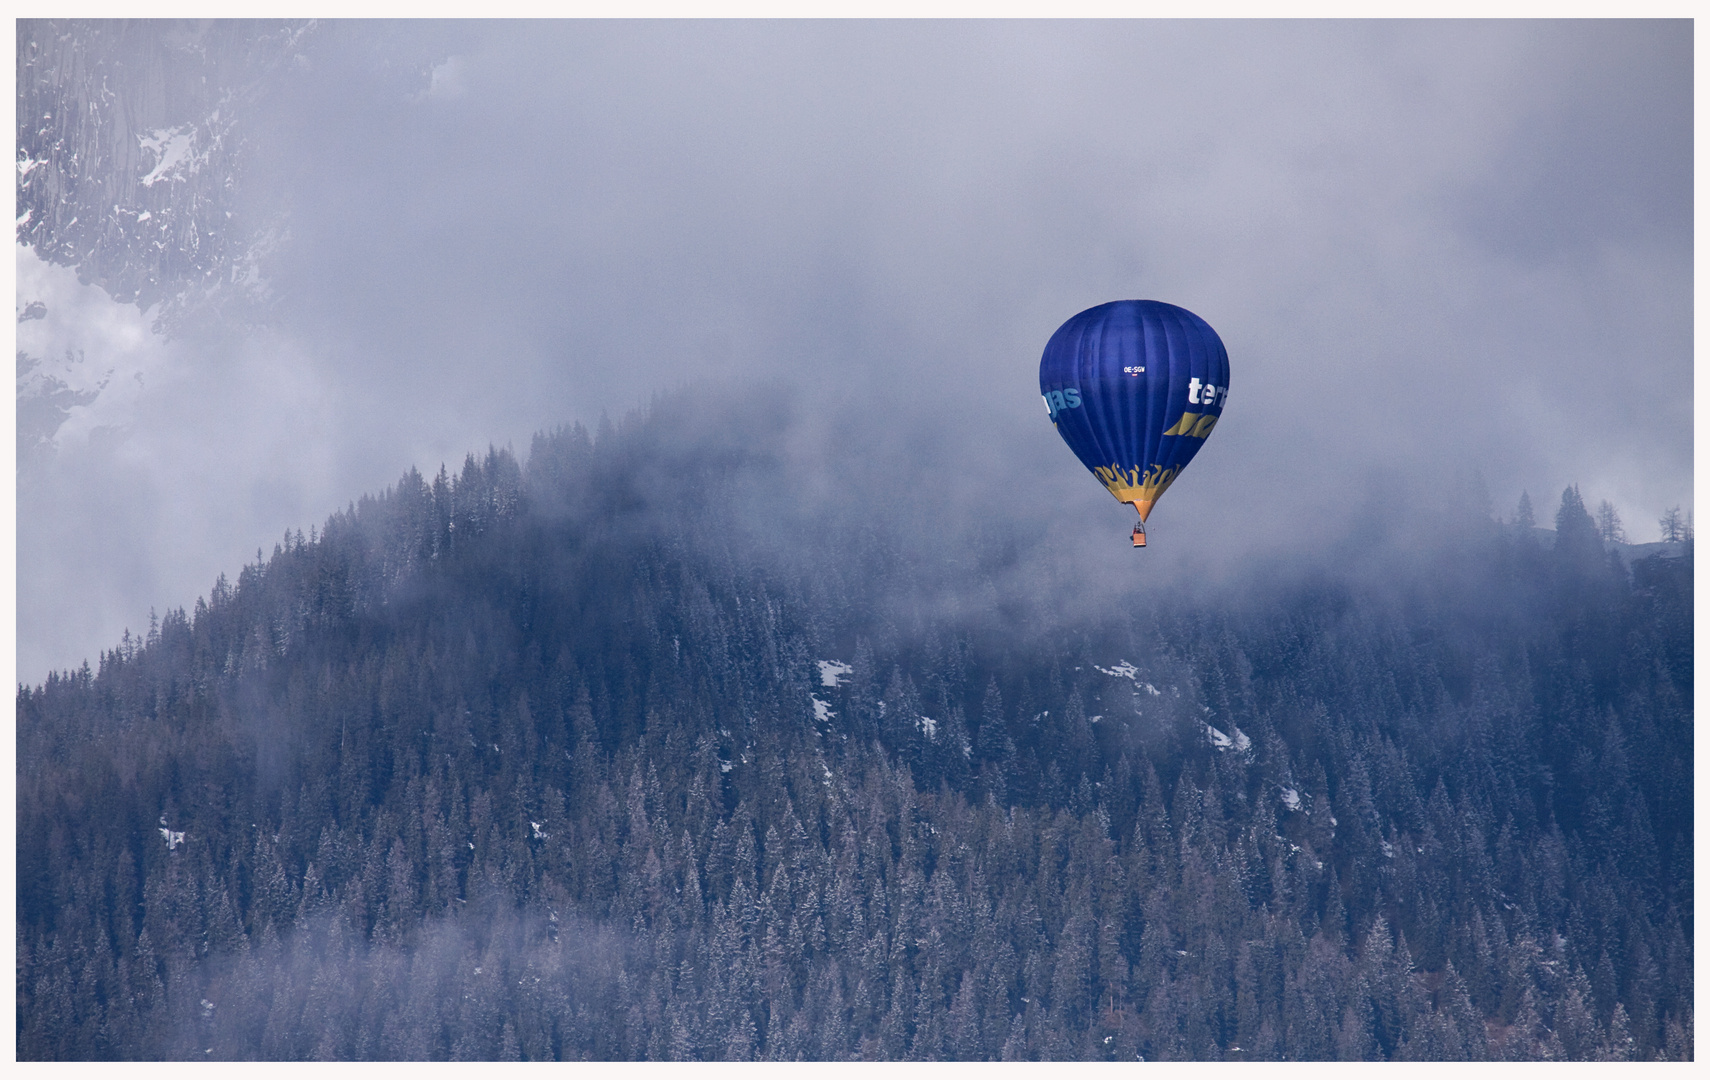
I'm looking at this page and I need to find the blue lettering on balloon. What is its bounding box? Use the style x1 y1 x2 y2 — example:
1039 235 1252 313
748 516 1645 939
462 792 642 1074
1043 388 1084 420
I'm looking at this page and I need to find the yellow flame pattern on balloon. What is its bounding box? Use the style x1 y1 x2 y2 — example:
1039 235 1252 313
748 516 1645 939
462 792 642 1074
1092 462 1182 519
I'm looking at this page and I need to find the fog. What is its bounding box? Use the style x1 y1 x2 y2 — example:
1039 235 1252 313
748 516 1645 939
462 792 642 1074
15 19 1693 684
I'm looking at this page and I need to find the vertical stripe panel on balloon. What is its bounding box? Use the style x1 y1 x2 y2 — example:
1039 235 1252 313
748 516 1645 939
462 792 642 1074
1171 304 1197 475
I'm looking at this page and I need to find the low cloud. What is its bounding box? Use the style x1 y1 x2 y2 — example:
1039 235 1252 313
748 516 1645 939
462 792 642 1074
14 20 1692 683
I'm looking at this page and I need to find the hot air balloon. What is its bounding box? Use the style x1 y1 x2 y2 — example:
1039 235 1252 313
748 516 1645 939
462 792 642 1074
1039 300 1230 547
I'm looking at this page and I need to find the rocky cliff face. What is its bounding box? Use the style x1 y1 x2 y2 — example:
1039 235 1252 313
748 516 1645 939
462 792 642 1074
16 19 314 325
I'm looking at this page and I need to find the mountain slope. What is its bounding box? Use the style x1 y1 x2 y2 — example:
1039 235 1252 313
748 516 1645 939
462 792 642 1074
16 401 1693 1060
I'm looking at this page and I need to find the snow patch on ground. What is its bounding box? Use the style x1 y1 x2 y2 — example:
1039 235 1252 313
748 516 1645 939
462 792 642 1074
1095 660 1162 696
1097 659 1163 711
810 695 834 722
1206 723 1252 753
817 659 853 687
1280 787 1301 811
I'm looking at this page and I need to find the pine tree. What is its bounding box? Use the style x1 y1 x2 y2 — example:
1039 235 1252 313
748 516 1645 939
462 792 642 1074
1515 491 1536 530
1657 505 1690 543
1593 500 1627 544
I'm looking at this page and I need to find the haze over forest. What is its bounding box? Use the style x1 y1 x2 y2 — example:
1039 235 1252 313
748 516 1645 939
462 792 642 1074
14 19 1693 1063
15 19 1692 684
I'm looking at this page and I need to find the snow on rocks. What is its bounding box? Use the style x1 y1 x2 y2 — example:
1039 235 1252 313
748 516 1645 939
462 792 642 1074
817 660 853 687
1094 660 1162 696
1280 787 1301 811
138 125 203 186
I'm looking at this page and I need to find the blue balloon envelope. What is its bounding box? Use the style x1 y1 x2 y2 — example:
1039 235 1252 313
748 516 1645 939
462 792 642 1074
1039 300 1230 524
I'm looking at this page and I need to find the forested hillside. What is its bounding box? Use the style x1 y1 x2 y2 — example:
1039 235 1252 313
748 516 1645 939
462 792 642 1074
16 398 1693 1060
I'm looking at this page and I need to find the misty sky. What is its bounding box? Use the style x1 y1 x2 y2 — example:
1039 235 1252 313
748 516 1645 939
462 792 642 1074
14 19 1694 685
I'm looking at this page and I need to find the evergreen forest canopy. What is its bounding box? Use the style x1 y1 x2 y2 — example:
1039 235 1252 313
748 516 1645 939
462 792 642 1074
16 392 1693 1061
